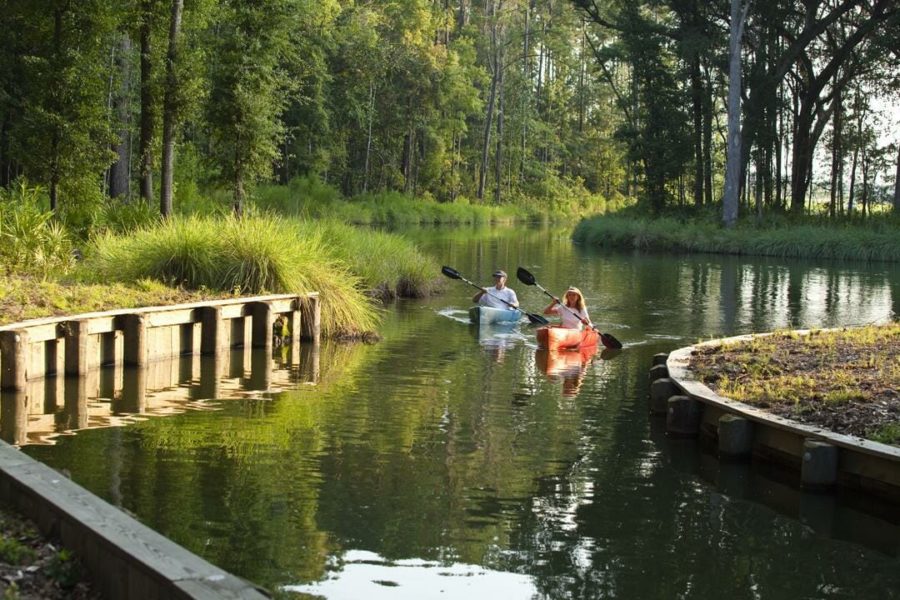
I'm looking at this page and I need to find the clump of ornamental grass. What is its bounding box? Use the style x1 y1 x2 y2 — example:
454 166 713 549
314 220 440 298
84 215 379 337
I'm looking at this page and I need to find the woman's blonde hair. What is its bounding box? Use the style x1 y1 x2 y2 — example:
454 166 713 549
564 287 586 311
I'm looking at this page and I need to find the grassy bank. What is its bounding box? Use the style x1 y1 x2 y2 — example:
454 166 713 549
0 275 223 326
689 323 900 445
85 215 440 336
2 183 441 336
573 214 900 262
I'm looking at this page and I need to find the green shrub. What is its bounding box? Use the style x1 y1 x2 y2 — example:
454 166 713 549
0 535 35 565
0 181 75 278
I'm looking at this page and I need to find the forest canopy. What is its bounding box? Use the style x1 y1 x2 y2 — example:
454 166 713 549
0 0 897 220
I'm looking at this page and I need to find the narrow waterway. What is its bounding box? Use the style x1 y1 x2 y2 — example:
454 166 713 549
22 225 900 599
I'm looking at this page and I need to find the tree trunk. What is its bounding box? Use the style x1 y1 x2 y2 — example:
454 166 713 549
457 0 468 29
139 0 155 204
363 82 374 193
790 104 814 214
494 49 504 205
893 142 900 213
829 89 842 218
848 146 857 213
691 53 703 207
723 0 750 228
578 20 586 133
521 0 532 182
109 33 133 199
233 154 244 217
703 64 713 206
478 3 499 201
160 0 183 218
861 149 869 217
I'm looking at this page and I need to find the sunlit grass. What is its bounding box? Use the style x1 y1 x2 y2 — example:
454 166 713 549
0 274 219 325
85 215 380 337
315 221 440 299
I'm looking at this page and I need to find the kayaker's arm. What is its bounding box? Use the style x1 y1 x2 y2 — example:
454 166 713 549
472 288 487 303
543 299 558 315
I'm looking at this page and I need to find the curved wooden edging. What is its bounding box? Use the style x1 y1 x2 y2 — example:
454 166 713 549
650 331 900 502
0 293 324 599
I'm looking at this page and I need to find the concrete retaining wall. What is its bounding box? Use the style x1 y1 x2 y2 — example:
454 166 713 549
649 333 900 502
0 293 324 599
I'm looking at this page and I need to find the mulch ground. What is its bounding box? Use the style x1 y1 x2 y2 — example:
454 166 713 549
688 324 900 445
0 505 99 599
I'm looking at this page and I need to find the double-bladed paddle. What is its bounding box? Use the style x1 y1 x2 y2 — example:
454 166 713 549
441 266 549 325
516 267 623 349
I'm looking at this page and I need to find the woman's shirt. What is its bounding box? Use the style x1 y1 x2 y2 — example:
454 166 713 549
550 303 590 329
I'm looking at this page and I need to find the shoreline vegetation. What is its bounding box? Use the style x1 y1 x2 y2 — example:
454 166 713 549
0 176 631 335
573 213 900 262
689 323 900 447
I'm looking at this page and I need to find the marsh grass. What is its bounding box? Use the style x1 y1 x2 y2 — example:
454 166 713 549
690 324 900 444
573 215 900 262
83 215 406 336
315 221 439 299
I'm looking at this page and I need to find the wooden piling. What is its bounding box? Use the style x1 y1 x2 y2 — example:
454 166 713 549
0 330 29 392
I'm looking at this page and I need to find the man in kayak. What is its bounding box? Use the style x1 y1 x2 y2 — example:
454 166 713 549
544 287 591 330
473 270 519 308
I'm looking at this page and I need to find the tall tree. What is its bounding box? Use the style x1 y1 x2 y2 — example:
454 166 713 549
8 0 117 212
207 0 299 216
159 0 183 217
723 0 751 228
108 32 134 199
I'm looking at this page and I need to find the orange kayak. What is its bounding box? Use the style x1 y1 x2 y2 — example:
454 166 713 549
536 326 600 350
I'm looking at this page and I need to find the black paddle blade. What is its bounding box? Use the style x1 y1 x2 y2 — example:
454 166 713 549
441 266 462 280
600 332 623 350
525 312 550 326
516 267 537 286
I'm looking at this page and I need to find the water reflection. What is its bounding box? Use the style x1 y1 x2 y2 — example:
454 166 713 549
18 226 900 598
1 343 320 446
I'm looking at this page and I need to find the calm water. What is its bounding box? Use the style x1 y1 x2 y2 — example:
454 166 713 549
22 225 900 599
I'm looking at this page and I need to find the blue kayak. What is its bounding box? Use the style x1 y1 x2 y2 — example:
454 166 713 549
469 305 521 325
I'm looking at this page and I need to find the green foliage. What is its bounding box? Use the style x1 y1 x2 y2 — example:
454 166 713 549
4 0 118 208
869 423 900 446
0 535 36 566
45 549 82 589
206 0 301 210
254 178 525 225
0 181 75 278
84 215 387 336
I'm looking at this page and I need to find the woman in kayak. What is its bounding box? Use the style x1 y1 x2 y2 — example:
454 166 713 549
544 287 592 330
472 270 519 308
